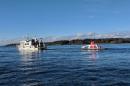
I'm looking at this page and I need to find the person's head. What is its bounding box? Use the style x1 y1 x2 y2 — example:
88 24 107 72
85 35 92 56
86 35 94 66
90 41 95 45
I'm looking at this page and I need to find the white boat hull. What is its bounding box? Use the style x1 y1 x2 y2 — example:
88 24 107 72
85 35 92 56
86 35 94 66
18 45 38 51
17 45 46 51
81 45 103 50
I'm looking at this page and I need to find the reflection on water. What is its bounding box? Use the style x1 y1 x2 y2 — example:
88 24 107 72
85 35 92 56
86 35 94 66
18 50 44 70
18 50 41 62
18 50 46 61
19 50 40 57
88 50 99 61
1 45 130 86
18 50 45 86
81 49 99 61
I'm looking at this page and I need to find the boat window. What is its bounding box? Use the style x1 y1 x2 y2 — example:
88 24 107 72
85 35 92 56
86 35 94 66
25 43 29 45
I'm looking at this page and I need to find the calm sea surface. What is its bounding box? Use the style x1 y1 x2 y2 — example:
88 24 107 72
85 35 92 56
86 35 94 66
0 44 130 86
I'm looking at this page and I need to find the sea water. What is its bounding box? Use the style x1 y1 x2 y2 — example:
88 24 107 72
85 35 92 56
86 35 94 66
0 44 130 86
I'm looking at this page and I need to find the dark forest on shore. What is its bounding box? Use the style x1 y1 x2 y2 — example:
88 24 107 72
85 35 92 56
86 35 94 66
5 38 130 47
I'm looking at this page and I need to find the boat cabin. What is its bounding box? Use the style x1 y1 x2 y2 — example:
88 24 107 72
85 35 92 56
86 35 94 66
18 38 46 50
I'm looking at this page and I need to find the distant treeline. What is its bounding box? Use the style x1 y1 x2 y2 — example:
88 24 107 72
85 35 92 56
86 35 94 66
46 38 130 45
5 38 130 47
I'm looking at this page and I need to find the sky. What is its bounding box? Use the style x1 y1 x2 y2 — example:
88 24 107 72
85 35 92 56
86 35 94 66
0 0 130 39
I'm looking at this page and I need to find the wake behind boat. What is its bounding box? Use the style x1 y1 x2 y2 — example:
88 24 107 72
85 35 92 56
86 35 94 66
18 38 47 51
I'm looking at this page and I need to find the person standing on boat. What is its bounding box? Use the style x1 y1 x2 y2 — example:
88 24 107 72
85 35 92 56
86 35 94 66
31 39 35 45
35 39 39 48
40 40 44 48
90 41 98 49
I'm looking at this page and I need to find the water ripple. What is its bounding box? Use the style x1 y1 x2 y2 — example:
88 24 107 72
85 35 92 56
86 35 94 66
0 45 130 86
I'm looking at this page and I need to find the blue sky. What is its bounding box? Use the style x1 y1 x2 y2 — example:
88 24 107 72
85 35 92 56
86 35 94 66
0 0 130 39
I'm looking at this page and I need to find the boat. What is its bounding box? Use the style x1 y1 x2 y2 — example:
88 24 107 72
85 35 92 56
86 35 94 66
17 38 47 51
81 41 103 50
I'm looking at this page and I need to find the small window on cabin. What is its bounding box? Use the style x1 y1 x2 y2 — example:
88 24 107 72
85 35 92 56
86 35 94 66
25 43 29 45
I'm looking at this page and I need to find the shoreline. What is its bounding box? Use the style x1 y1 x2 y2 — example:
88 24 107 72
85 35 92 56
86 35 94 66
4 38 130 47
